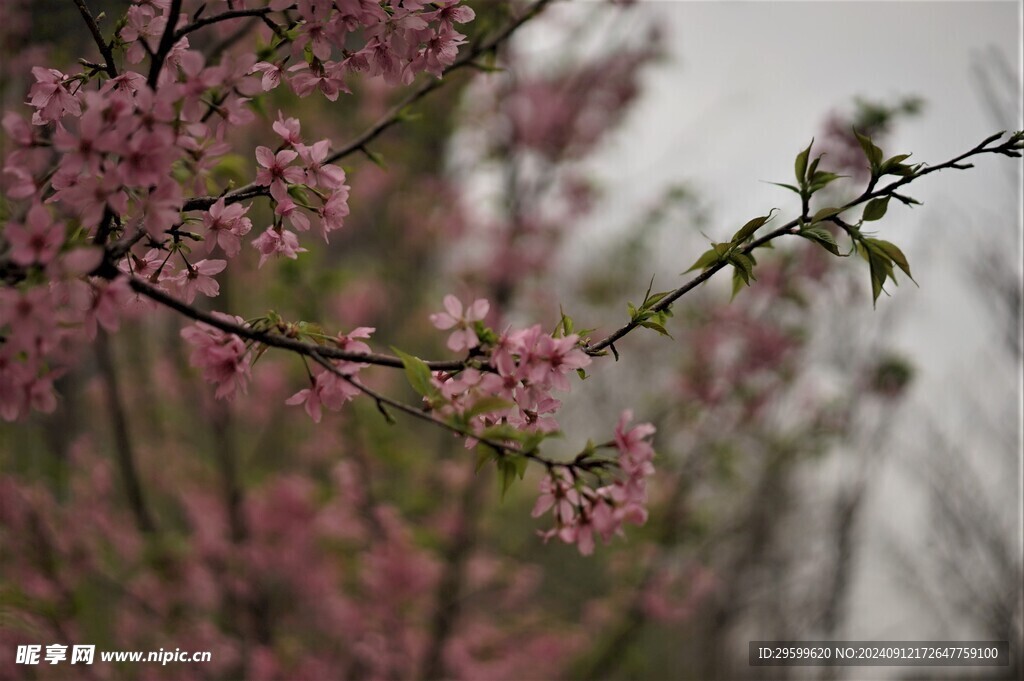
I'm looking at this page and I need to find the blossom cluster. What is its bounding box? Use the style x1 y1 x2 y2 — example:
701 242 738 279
250 114 351 266
427 295 591 439
285 327 375 422
2 0 476 422
532 411 656 555
180 314 252 400
250 0 476 99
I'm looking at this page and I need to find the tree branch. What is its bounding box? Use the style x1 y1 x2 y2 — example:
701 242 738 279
128 275 468 370
584 132 1024 355
174 7 277 43
71 0 118 78
147 0 184 89
95 330 157 533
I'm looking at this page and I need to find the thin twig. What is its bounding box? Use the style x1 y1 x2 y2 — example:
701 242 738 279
173 7 276 42
71 0 118 78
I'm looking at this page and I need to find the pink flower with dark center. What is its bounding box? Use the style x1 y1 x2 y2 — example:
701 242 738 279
254 146 304 202
252 227 306 267
275 197 311 233
5 203 64 266
202 198 252 257
171 259 226 304
297 140 346 189
429 295 489 352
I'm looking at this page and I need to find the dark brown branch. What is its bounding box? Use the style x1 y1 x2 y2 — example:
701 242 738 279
96 330 157 533
173 7 277 42
71 0 118 78
147 0 184 88
127 275 467 370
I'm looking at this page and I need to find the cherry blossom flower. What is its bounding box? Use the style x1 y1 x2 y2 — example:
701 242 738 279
27 67 81 124
4 203 63 266
170 259 227 304
250 61 285 91
319 186 350 240
297 140 346 189
429 295 489 352
272 113 302 146
202 198 253 257
252 227 307 267
180 314 251 400
254 147 304 201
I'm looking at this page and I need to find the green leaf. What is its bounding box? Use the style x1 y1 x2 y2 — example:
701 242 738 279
862 196 890 221
557 307 574 337
639 320 673 338
497 455 527 499
870 239 915 281
684 246 723 273
479 423 525 443
730 267 748 300
808 171 843 193
728 252 756 281
465 396 514 419
853 129 884 169
731 209 777 244
880 153 913 176
392 347 437 399
475 445 497 472
643 291 671 309
795 139 813 184
768 181 802 195
812 206 842 222
799 227 842 256
363 147 386 169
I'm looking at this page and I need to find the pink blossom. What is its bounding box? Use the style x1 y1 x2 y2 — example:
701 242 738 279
180 314 251 400
170 259 226 304
27 67 81 124
252 227 306 267
250 61 285 91
4 203 64 266
84 277 134 339
318 186 350 240
287 62 347 101
286 365 361 423
275 197 311 232
254 146 304 201
52 169 128 231
120 5 166 64
297 140 346 189
272 113 302 146
429 295 489 352
202 198 253 257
